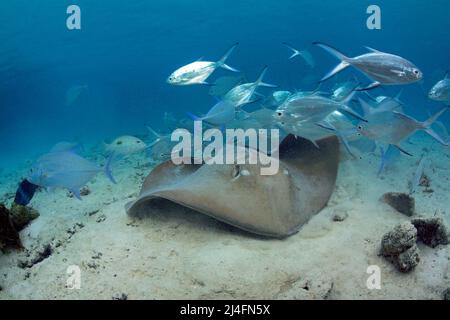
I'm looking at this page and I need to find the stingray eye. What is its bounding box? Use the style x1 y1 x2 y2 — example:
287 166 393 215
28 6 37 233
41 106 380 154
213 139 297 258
136 140 141 144
232 165 241 178
117 141 123 145
277 112 282 117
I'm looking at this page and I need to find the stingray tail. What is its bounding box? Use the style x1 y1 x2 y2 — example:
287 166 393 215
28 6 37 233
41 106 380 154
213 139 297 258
313 42 352 82
217 43 240 72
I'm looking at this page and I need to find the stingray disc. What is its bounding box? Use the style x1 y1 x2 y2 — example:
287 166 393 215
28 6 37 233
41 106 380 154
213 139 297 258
126 135 340 238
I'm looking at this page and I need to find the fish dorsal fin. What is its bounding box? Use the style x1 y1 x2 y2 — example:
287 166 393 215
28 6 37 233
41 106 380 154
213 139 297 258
358 98 375 117
364 46 382 53
392 111 421 126
146 126 161 138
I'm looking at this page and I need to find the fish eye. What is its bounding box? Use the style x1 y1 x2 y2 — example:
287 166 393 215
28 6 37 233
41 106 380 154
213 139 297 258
413 69 419 75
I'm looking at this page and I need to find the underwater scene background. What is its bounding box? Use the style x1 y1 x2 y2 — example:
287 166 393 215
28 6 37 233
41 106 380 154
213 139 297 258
1 0 449 170
1 0 450 301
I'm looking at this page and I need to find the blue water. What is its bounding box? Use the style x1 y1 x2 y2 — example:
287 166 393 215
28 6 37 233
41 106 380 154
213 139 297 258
1 0 449 170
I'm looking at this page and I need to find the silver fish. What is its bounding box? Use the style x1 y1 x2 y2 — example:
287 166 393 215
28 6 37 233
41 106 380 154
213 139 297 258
209 75 245 98
167 43 239 85
224 66 277 108
357 106 449 155
429 72 450 101
282 42 315 67
314 42 423 90
275 94 366 130
28 151 116 199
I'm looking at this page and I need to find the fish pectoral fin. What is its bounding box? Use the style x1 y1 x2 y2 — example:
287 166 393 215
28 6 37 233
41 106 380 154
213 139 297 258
356 82 381 91
393 144 413 156
70 188 82 200
199 81 215 86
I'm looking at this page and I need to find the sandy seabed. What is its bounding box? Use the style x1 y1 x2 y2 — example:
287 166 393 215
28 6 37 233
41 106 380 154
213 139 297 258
0 133 449 300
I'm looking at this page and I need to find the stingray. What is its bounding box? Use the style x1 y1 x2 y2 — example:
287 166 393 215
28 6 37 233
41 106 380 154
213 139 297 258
126 134 340 238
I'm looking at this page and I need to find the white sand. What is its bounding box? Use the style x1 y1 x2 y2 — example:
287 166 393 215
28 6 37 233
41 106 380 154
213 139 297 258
0 134 449 300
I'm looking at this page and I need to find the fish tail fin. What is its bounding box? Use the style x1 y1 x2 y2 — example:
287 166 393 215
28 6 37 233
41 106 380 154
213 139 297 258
217 42 239 72
104 153 117 184
313 42 351 81
394 89 403 102
289 52 301 59
298 50 315 68
424 127 449 146
282 42 301 59
422 106 449 128
420 106 450 146
186 112 202 121
255 66 278 88
315 121 355 158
